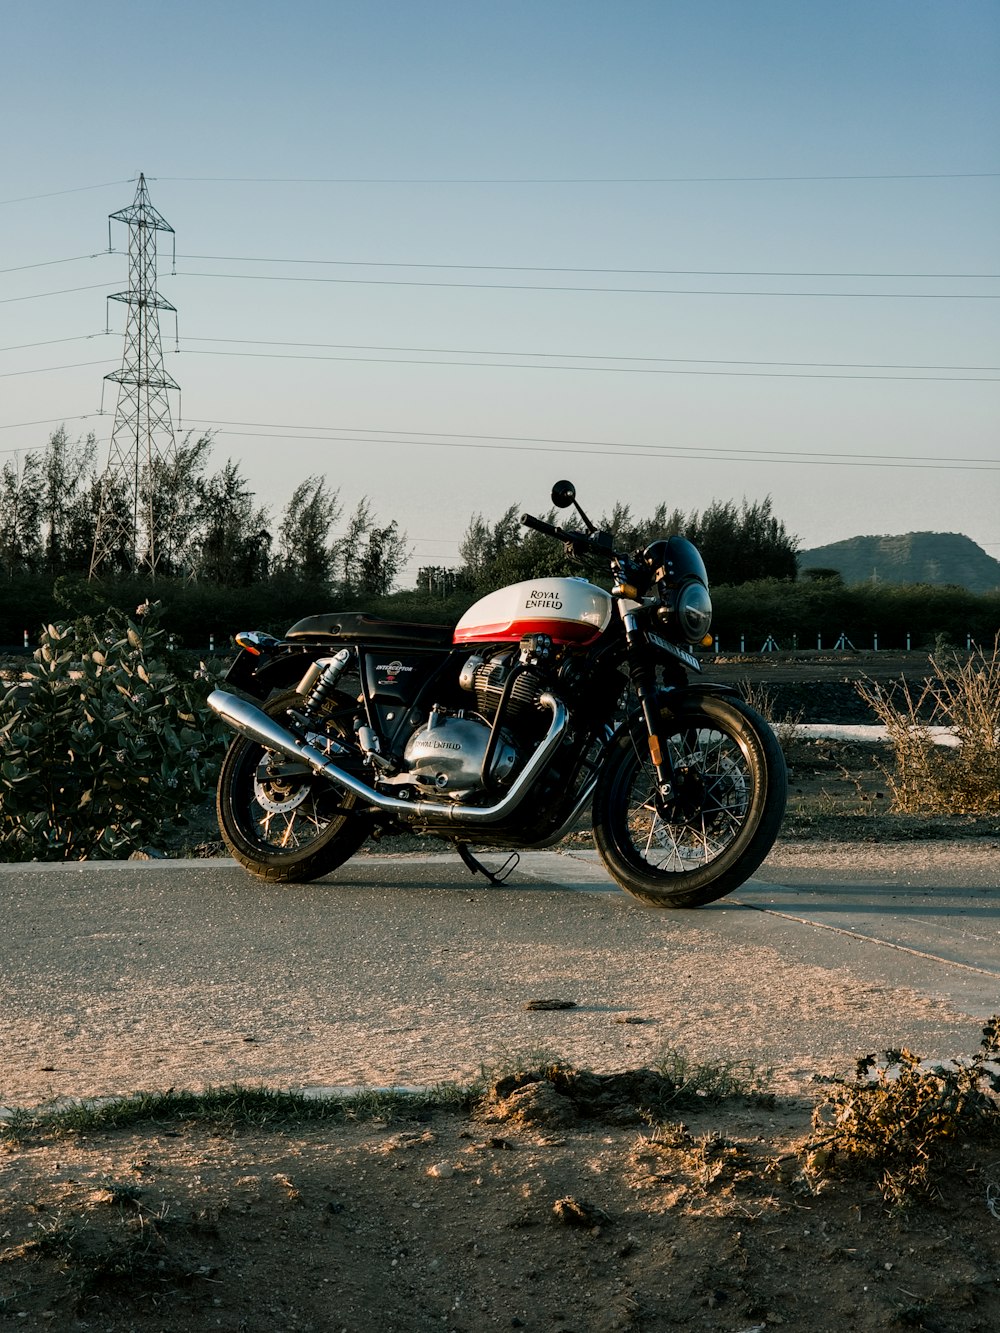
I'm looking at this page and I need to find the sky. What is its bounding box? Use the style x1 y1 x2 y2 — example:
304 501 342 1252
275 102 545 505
2 0 997 586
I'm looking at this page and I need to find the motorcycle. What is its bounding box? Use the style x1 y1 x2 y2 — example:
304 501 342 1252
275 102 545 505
207 480 787 908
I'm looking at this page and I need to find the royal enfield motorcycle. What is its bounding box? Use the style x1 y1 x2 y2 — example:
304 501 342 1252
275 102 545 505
208 481 786 907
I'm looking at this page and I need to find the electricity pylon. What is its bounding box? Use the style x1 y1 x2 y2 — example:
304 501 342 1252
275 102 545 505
89 174 179 578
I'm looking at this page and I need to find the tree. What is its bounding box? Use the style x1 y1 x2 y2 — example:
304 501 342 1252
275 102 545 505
141 433 214 576
276 476 341 586
39 427 97 573
191 460 271 585
333 497 409 597
0 451 43 576
453 494 799 592
687 497 799 585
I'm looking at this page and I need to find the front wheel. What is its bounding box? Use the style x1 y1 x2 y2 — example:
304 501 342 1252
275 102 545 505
216 690 369 883
592 693 786 908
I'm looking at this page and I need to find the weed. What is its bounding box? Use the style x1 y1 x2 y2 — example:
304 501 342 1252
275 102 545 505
653 1047 773 1106
857 638 1000 815
738 679 803 747
804 1018 1000 1206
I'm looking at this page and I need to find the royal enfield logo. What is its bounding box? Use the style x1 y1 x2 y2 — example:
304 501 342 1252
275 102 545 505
525 589 563 611
422 737 463 751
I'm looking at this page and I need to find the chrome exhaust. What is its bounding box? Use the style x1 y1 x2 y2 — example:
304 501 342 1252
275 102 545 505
207 689 568 826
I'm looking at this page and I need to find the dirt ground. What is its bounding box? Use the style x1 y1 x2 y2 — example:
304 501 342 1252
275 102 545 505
3 1069 1000 1333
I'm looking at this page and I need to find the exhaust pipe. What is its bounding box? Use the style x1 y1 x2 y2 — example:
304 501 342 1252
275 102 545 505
207 688 568 826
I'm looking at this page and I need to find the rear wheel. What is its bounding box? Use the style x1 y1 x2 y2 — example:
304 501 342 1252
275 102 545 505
216 690 368 882
593 693 786 907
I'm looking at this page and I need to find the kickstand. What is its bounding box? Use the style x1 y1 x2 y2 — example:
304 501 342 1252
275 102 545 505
455 842 520 887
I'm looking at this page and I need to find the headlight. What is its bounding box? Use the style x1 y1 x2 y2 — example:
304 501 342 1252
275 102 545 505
675 581 713 642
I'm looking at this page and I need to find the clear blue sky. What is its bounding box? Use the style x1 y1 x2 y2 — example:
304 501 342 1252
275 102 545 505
2 0 997 583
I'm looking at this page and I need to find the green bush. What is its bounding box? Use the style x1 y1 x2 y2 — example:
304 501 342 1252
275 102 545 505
0 605 227 860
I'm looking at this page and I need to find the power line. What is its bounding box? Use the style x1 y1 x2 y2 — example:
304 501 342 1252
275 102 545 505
0 252 113 276
0 282 113 306
153 171 1000 184
185 416 1000 471
0 414 101 434
9 343 994 386
182 336 1000 373
0 333 110 354
181 345 999 383
178 252 1000 280
0 358 114 379
4 247 996 283
175 270 999 300
0 179 133 206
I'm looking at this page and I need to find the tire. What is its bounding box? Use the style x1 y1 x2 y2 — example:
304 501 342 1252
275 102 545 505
592 693 786 908
216 690 368 883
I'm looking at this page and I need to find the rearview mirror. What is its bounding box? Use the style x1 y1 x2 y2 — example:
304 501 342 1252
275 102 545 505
551 480 576 509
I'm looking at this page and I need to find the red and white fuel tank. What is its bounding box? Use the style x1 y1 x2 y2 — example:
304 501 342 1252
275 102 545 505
453 578 613 647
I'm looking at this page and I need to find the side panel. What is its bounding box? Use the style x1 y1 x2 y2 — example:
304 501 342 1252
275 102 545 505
359 646 457 746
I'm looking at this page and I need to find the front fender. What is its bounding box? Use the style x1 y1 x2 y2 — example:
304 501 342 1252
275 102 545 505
611 681 742 748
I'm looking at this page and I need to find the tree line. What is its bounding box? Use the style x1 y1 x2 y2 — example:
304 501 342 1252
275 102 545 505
0 428 407 593
2 427 996 651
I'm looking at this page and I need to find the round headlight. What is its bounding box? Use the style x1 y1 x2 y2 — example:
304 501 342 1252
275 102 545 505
675 581 713 642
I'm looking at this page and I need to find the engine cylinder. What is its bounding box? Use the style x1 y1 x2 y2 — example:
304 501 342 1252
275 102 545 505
472 658 546 723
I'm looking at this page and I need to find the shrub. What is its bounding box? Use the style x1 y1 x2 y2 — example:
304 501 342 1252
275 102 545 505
806 1019 1000 1206
857 638 1000 814
0 604 226 860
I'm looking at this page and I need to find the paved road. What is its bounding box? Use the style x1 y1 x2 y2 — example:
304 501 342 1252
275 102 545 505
1 842 997 1110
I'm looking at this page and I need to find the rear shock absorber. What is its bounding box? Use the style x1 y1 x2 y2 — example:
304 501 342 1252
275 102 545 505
296 648 352 717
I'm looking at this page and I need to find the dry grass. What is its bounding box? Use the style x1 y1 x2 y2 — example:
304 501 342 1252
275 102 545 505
805 1018 1000 1208
737 678 803 747
857 638 1000 815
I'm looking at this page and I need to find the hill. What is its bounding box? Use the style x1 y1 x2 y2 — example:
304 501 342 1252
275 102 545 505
798 531 1000 593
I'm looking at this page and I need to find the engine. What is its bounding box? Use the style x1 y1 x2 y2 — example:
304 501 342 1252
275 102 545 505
399 639 555 801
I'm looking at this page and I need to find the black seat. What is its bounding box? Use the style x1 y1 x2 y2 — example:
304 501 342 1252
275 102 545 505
285 612 455 648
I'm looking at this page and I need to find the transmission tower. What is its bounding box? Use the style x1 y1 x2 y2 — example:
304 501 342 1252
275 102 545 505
89 173 179 578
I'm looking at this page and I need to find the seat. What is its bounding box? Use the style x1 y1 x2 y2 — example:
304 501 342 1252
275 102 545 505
285 612 455 648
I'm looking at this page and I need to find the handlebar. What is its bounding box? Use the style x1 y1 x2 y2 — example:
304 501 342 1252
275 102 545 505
520 512 569 541
520 512 616 556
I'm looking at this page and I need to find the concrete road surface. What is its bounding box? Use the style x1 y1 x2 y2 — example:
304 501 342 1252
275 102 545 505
1 841 997 1111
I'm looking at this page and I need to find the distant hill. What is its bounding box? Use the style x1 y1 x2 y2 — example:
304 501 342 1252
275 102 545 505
798 532 1000 593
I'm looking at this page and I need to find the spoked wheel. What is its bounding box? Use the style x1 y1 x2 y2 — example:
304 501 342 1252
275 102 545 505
216 690 368 882
593 693 786 907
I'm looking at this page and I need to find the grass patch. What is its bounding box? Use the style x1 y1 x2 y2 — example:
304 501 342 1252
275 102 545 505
1 1080 474 1144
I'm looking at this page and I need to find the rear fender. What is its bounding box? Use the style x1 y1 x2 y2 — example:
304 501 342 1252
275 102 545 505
223 644 320 699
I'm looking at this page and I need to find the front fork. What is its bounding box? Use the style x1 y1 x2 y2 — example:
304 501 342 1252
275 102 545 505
620 606 676 803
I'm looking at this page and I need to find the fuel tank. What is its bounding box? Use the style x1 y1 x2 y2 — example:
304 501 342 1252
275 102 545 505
453 577 613 646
